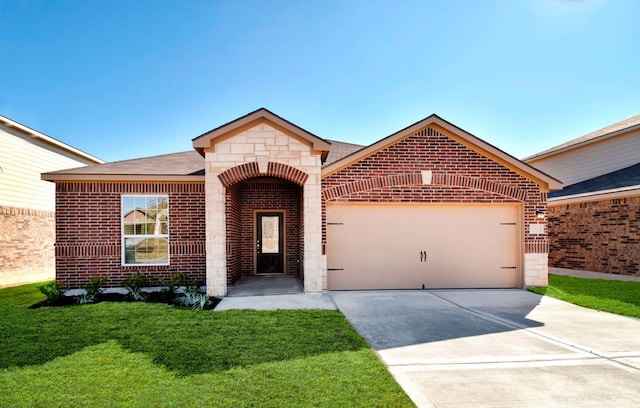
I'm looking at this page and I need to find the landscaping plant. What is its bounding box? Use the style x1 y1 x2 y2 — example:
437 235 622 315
123 271 149 301
157 273 186 303
37 280 66 303
176 284 213 310
79 275 109 304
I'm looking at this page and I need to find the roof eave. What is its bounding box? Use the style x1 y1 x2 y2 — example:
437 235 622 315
525 123 640 163
41 173 205 182
0 115 104 164
548 185 640 205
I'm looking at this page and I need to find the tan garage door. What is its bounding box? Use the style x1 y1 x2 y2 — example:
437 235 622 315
326 204 520 290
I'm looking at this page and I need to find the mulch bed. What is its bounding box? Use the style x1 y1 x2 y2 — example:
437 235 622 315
30 290 221 310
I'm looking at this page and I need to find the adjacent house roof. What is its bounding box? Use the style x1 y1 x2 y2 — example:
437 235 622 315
549 163 640 202
192 108 332 161
525 113 640 161
322 113 562 192
42 150 204 181
0 114 104 165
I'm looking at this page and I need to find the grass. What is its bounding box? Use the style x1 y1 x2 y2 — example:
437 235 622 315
529 274 640 319
0 283 413 407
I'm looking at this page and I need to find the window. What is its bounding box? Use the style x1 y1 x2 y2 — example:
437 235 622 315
122 195 169 265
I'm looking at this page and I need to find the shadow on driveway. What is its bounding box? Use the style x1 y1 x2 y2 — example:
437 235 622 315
329 289 542 350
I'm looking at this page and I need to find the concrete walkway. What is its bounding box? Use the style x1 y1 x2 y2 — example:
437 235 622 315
217 276 336 310
331 290 640 408
216 293 336 310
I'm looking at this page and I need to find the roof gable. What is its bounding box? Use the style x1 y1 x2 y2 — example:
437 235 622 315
192 108 331 161
322 114 562 191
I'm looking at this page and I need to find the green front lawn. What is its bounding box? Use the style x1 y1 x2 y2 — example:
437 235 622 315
0 283 413 407
529 274 640 319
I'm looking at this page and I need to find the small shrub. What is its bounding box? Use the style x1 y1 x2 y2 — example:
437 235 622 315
124 271 148 301
79 275 109 304
176 284 213 310
37 281 66 302
157 273 186 303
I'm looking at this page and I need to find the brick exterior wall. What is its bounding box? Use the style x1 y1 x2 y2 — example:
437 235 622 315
225 179 303 286
548 196 640 276
225 183 243 285
321 126 549 286
239 180 302 278
0 206 55 287
54 182 206 288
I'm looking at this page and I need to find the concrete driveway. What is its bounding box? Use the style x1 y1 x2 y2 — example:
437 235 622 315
330 290 640 408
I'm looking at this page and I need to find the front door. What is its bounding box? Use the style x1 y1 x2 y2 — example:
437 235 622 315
256 212 284 274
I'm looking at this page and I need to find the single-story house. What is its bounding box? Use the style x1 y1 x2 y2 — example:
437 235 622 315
0 115 103 287
43 108 561 295
525 113 640 277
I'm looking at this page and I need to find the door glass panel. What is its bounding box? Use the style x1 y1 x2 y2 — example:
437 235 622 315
261 216 279 253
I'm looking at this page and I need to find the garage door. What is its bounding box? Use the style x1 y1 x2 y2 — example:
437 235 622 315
326 204 520 290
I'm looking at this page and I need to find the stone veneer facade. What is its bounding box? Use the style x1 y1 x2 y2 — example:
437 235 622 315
548 196 639 276
203 123 325 296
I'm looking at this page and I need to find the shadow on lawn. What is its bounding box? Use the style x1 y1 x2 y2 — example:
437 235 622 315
0 284 366 376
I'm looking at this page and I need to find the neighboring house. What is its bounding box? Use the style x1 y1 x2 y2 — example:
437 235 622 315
43 108 561 295
525 113 640 277
0 115 103 287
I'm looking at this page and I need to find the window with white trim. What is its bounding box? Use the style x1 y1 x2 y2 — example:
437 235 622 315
122 195 169 265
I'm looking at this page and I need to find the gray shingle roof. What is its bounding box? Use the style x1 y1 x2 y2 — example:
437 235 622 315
44 139 365 178
323 140 365 165
549 162 640 198
43 150 205 177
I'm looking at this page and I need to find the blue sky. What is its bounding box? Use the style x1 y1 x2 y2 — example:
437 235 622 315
1 0 638 162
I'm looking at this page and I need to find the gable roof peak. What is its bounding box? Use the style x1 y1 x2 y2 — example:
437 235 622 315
192 108 331 160
321 112 562 192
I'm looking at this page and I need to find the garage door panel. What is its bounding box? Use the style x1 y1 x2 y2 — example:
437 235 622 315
327 204 519 290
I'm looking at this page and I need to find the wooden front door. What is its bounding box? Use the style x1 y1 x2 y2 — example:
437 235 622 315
256 212 284 274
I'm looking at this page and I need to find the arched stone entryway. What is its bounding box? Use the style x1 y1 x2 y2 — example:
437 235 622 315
193 110 329 296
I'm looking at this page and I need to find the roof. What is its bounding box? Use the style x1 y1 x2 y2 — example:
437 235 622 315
43 110 561 192
42 150 204 182
41 140 360 182
322 113 563 192
193 108 331 161
0 114 104 165
323 140 364 165
526 113 640 161
549 163 640 199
